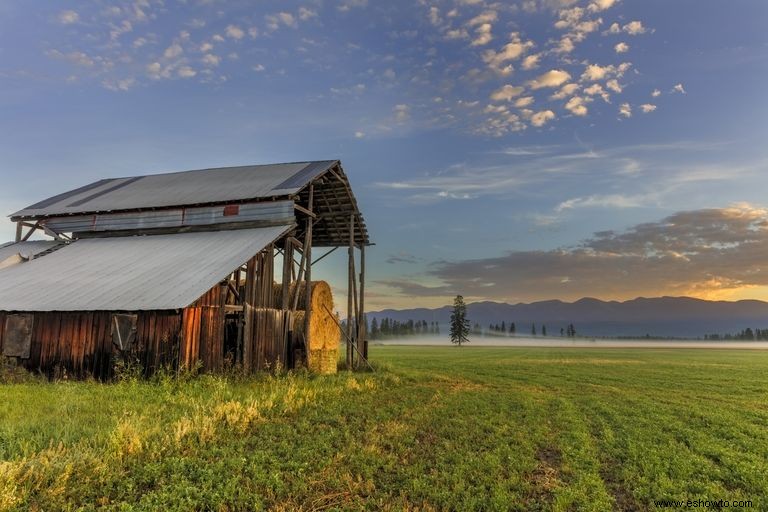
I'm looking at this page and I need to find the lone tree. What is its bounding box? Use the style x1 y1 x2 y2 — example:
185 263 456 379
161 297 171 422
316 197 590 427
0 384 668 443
449 295 470 346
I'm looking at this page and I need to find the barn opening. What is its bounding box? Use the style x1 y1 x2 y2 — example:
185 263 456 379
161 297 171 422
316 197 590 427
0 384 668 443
0 160 370 379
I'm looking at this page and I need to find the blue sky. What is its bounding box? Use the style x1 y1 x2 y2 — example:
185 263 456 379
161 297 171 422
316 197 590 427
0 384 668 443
1 0 767 309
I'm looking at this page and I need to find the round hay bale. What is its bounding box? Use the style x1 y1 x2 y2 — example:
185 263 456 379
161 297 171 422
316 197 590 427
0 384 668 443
273 281 333 312
286 282 339 352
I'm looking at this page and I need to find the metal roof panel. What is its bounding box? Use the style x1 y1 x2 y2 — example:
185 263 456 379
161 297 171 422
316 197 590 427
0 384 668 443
0 226 293 311
11 161 338 218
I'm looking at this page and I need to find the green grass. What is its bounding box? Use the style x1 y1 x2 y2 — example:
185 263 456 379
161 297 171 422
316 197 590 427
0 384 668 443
1 346 767 511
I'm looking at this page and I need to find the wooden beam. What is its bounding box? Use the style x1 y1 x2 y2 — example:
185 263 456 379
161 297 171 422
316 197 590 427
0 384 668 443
303 184 314 356
347 213 355 369
282 238 293 311
293 203 317 218
15 222 23 242
312 246 338 266
287 236 304 250
358 243 367 360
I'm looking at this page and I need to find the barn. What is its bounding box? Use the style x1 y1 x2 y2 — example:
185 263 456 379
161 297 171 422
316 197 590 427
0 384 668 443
0 160 370 379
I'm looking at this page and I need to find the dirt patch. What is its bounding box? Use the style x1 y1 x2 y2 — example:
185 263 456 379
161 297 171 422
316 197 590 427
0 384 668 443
599 463 645 511
527 446 562 510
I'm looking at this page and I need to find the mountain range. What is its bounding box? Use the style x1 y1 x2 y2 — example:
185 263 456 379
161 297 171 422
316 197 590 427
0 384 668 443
366 297 768 338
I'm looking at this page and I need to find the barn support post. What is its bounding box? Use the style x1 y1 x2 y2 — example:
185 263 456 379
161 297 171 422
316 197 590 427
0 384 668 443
282 237 293 366
358 241 367 361
347 213 356 369
281 238 293 311
242 256 257 372
303 184 314 358
15 222 22 242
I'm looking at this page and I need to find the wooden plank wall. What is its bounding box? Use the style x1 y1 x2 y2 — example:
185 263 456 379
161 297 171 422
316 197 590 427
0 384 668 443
0 310 181 380
180 283 227 372
243 307 292 371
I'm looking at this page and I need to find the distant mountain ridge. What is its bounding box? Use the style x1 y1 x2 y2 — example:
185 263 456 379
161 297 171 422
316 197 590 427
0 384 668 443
366 296 768 338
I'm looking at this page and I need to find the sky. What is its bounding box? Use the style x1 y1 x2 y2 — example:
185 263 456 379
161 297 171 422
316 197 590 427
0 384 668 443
1 0 767 311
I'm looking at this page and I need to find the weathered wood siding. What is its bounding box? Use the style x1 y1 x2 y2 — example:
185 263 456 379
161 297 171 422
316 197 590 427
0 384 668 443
180 283 227 372
0 310 181 379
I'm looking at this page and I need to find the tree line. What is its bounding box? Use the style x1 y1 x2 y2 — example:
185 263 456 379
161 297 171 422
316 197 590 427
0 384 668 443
704 328 768 341
472 322 577 337
368 317 440 339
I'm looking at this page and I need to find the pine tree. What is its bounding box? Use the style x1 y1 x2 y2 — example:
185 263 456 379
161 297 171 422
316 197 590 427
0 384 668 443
450 295 470 346
531 323 537 336
370 317 379 340
542 325 547 336
510 322 516 335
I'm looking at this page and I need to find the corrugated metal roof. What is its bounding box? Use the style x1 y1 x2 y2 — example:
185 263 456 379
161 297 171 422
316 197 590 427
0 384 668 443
12 160 338 219
0 225 292 311
0 240 61 262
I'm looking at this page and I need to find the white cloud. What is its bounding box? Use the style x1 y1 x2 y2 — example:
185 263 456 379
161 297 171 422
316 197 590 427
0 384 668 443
528 69 571 89
58 10 79 24
467 11 498 27
584 83 610 102
101 77 135 91
299 7 318 21
490 85 525 101
200 42 214 52
623 21 647 35
178 66 196 78
605 79 622 93
429 6 441 26
607 22 620 34
551 83 579 99
531 110 556 127
565 95 590 116
338 0 368 12
515 96 535 108
672 83 686 94
556 193 641 211
46 49 94 67
640 104 657 113
588 0 618 12
225 25 245 40
619 102 632 117
580 62 631 81
163 43 183 59
201 54 221 67
355 131 366 138
394 104 410 123
471 23 493 46
252 64 265 72
554 36 575 54
445 28 469 40
522 54 541 70
651 89 662 97
614 42 629 53
266 12 297 30
482 33 535 74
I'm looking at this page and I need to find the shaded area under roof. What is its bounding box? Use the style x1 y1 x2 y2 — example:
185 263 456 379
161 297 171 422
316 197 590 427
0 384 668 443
0 225 292 311
11 161 338 219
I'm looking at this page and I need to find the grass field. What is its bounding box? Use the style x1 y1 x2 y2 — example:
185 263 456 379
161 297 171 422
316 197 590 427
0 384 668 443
1 346 767 511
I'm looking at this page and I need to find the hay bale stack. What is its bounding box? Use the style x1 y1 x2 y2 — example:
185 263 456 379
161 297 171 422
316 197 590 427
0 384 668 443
276 281 339 374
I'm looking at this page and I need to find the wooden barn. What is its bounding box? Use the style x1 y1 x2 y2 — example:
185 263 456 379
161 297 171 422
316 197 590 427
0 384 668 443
0 161 370 379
